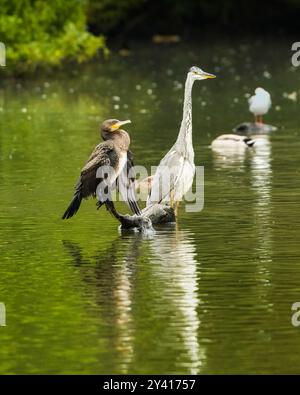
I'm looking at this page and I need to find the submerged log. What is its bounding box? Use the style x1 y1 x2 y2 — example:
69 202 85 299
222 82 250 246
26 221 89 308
142 203 175 224
118 204 175 231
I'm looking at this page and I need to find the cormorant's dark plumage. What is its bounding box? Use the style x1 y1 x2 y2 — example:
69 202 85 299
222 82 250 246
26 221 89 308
62 119 141 220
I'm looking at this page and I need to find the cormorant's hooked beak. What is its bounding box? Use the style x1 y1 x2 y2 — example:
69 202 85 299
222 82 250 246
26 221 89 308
111 119 131 131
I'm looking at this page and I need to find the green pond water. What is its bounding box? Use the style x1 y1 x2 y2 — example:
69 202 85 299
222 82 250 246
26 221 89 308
0 39 300 374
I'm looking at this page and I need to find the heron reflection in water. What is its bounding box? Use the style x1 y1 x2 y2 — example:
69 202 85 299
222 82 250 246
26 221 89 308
63 227 205 374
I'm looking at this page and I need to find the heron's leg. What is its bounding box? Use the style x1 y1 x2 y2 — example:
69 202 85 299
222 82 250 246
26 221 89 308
174 201 180 217
260 115 264 124
170 191 175 208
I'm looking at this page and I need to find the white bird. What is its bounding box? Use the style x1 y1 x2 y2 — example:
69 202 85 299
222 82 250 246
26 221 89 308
248 87 271 124
146 66 216 215
211 134 255 154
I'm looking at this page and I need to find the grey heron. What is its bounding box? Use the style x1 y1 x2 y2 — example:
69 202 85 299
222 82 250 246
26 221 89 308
146 66 216 215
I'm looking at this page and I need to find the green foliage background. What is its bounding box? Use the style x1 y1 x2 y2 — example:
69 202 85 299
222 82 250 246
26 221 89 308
0 0 107 72
1 0 300 73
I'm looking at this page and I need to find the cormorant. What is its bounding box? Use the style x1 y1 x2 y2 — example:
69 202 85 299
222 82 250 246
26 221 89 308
62 119 141 221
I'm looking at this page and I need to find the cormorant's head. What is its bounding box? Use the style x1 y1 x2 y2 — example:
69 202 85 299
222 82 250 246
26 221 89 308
188 66 216 81
101 119 131 133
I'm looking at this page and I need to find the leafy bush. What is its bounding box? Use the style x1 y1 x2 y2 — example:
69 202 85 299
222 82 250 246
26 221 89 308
87 0 300 35
0 0 107 72
87 0 143 34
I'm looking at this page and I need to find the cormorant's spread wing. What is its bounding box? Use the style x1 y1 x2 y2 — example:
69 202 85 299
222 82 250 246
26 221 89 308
80 141 118 199
118 150 142 215
62 141 121 220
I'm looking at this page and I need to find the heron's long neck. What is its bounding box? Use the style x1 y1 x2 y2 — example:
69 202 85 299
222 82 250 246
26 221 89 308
175 75 194 159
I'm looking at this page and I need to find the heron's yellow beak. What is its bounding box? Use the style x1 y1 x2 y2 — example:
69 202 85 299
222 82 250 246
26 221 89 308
202 72 216 79
111 119 131 131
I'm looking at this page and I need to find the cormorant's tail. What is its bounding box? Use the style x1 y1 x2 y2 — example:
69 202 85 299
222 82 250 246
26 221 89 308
62 181 83 219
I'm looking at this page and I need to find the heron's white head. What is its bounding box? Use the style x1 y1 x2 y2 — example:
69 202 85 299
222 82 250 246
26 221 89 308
188 66 216 81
